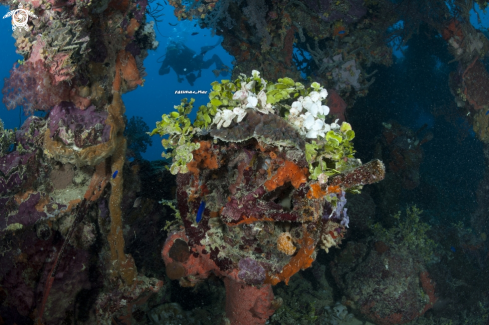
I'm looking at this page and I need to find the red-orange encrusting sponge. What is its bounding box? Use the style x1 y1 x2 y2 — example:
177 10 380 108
186 141 219 200
186 141 219 177
327 185 342 194
266 231 315 285
126 18 140 38
113 50 143 92
264 160 308 191
307 183 327 199
419 271 438 313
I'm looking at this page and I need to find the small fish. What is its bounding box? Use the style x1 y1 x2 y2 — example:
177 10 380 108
133 197 142 208
450 246 456 253
338 30 346 34
196 200 206 223
191 32 199 35
485 110 489 115
169 22 178 26
112 170 118 179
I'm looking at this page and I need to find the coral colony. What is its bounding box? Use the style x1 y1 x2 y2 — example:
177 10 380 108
1 0 488 324
153 71 385 324
0 0 162 324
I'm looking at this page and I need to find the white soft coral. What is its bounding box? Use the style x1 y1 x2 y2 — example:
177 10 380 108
213 107 248 129
215 76 275 129
288 87 331 138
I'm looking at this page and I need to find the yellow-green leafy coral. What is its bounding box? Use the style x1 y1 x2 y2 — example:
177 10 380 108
151 71 360 181
159 199 183 231
150 98 200 174
371 206 438 263
305 121 357 180
204 71 307 121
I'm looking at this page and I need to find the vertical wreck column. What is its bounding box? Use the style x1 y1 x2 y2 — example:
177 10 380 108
107 92 136 284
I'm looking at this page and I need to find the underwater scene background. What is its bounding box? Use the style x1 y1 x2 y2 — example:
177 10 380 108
1 0 489 324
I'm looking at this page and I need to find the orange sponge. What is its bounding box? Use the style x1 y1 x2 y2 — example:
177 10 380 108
266 232 315 285
186 141 219 200
264 160 308 191
307 183 327 199
277 232 296 255
113 50 143 92
186 140 219 177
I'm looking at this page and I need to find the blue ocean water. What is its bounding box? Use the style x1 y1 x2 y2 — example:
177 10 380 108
0 4 234 161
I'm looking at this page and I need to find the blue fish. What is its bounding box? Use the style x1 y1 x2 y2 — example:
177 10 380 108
112 170 118 179
196 200 206 223
450 246 456 253
485 110 489 115
338 30 346 34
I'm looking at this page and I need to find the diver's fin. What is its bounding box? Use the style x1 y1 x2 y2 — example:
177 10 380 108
186 73 197 86
200 38 222 55
159 66 170 75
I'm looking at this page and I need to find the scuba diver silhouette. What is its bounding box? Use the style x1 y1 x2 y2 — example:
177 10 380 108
158 40 229 86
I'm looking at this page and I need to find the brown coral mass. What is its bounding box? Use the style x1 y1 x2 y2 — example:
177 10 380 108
169 239 191 263
463 59 489 111
166 261 186 280
49 164 75 190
